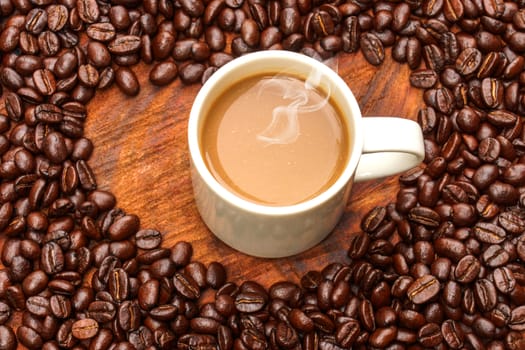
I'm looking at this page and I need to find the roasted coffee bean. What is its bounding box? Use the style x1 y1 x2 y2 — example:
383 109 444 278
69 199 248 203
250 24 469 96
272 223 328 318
134 228 161 249
0 325 16 350
86 23 116 43
456 47 481 75
234 292 266 313
509 306 525 331
149 62 177 86
455 255 481 283
4 93 23 122
9 255 31 281
25 295 50 317
48 279 74 295
41 241 64 274
170 241 193 266
417 322 442 347
361 206 387 233
441 319 464 349
77 0 99 23
356 299 375 332
347 231 370 259
152 31 176 60
492 266 515 294
37 31 60 57
206 261 226 289
483 244 510 268
0 26 20 53
115 67 140 96
360 33 385 66
71 318 98 339
137 248 169 264
55 319 75 347
88 300 116 323
46 4 68 31
499 210 525 234
240 19 259 48
488 181 519 205
108 268 129 302
21 270 48 296
410 69 438 89
16 325 42 350
49 294 71 319
32 69 56 96
474 279 497 312
25 8 47 35
86 41 111 68
107 214 139 241
407 275 440 304
474 222 506 244
77 64 99 88
179 63 205 84
408 206 440 227
108 35 141 56
117 300 140 331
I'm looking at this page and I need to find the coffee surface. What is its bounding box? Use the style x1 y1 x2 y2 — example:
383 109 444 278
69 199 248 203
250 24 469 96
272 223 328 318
201 74 349 206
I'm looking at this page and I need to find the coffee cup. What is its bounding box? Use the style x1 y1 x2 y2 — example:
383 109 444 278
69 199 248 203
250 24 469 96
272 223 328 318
188 50 424 258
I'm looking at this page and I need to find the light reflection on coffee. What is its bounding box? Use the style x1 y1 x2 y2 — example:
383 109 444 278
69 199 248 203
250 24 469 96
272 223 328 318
201 73 350 206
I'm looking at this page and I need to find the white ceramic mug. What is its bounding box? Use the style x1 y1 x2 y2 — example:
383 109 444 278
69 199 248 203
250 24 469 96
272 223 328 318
188 51 425 258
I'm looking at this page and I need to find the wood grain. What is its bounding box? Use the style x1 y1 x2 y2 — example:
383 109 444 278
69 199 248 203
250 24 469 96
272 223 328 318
85 49 423 287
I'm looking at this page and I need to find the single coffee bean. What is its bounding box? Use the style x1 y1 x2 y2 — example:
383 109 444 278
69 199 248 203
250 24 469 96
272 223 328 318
149 62 177 86
407 275 440 304
455 255 481 283
0 325 16 350
482 244 510 268
178 63 205 85
240 19 259 48
410 69 438 89
149 30 167 58
360 32 385 66
234 292 266 313
106 214 138 241
108 268 129 302
442 319 464 349
71 318 98 339
499 210 525 234
474 279 497 312
408 206 441 227
25 295 50 317
49 294 71 319
76 0 100 23
418 322 443 347
32 69 56 96
88 301 116 323
369 326 397 348
41 241 64 274
347 231 370 259
16 326 43 350
473 222 506 244
115 67 140 96
434 237 467 262
493 267 516 294
138 279 160 310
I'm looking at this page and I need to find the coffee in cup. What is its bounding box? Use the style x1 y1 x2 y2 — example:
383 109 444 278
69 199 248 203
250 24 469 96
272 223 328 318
200 72 349 206
188 51 425 258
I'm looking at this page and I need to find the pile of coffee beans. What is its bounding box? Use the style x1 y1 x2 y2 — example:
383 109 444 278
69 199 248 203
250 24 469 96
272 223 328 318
0 0 525 349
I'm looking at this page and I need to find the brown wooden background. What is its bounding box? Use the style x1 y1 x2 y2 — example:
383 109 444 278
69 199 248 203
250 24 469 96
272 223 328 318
85 49 423 287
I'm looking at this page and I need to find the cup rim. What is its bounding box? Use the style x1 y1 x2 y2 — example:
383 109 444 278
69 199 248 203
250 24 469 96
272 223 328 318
188 50 364 216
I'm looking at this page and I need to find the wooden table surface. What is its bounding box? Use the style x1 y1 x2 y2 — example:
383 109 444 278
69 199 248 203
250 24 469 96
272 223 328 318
85 49 423 287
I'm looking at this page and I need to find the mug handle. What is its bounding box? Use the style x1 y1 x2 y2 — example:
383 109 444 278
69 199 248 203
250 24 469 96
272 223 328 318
354 117 425 182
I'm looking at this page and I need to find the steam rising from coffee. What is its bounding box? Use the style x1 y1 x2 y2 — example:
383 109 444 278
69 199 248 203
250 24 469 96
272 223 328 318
256 68 332 145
